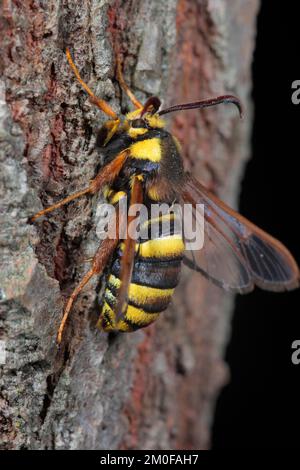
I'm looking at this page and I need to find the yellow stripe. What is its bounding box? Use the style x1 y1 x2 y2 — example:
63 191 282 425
105 288 116 305
126 109 143 120
130 138 161 162
125 304 160 326
144 114 165 129
106 190 126 205
138 236 184 258
97 301 117 331
108 274 121 289
115 320 132 332
128 283 173 305
147 185 161 201
108 274 173 301
99 290 160 331
118 233 184 257
117 242 132 253
128 128 148 138
102 301 113 314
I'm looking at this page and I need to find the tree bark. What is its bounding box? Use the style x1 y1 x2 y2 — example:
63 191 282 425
0 0 259 450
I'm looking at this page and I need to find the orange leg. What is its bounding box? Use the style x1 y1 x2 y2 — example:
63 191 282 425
30 150 128 222
116 55 143 110
30 187 91 222
57 208 122 344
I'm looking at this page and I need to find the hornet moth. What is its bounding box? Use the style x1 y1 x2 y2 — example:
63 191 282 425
31 49 300 344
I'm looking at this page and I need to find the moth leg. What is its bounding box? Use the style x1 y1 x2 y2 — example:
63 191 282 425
116 55 143 110
66 48 119 120
57 207 122 344
115 175 144 322
30 149 128 222
30 186 91 222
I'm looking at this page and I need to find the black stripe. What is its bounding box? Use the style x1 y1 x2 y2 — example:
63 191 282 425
106 272 174 311
128 297 170 314
113 247 183 264
123 317 141 331
110 257 182 289
139 218 178 242
135 258 182 289
106 281 119 298
136 254 184 263
134 129 169 141
99 311 113 330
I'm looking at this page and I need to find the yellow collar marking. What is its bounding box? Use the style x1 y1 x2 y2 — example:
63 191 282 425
130 138 162 162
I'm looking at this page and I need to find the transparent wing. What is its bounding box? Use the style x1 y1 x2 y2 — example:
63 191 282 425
181 174 299 292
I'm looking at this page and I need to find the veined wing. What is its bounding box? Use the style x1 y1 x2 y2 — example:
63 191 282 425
181 173 299 292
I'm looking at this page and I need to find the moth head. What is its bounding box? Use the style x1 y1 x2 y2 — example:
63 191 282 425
125 97 165 138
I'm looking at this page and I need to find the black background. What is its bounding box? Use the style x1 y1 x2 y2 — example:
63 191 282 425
212 1 300 449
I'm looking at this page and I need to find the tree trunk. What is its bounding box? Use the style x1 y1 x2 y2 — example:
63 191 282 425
0 0 259 450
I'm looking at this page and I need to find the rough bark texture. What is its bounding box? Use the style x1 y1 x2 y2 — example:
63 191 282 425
0 0 259 450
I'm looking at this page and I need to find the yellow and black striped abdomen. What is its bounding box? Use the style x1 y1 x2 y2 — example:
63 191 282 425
98 207 185 332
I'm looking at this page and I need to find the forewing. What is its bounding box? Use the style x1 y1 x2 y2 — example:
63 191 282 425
182 174 299 292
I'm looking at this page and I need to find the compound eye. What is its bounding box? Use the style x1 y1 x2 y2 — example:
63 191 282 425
131 118 147 128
